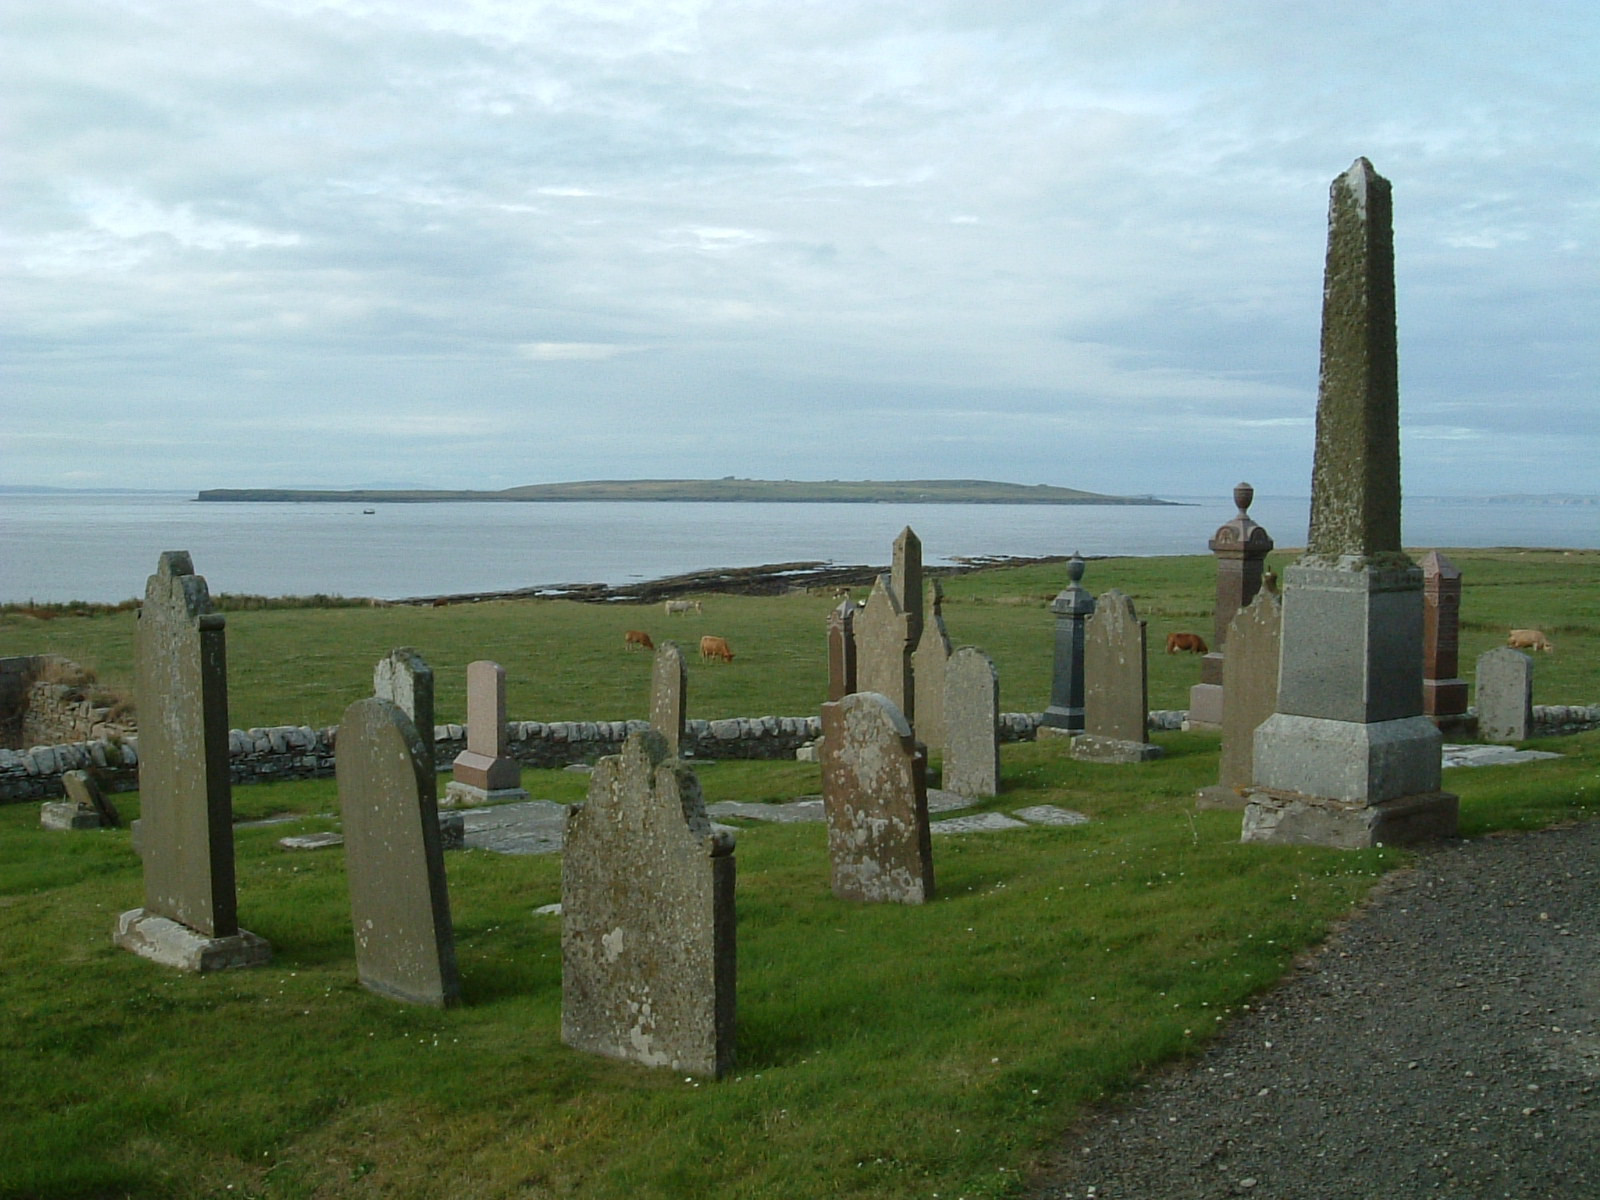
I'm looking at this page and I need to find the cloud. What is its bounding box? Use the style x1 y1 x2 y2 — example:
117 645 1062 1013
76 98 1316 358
517 342 639 361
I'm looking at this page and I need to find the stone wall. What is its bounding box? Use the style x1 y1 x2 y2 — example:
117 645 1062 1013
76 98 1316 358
0 654 136 750
6 705 1592 803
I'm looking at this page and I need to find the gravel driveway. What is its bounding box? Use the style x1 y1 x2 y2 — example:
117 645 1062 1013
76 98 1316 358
1027 821 1600 1199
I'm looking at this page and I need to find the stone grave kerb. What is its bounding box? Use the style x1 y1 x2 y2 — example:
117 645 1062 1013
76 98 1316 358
115 550 270 971
337 696 460 1008
1043 553 1095 734
561 729 736 1078
650 641 689 757
1243 159 1456 848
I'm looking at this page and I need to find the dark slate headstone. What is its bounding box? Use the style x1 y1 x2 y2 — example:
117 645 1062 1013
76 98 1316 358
1073 590 1162 763
562 731 735 1078
650 641 688 757
1244 160 1456 848
943 647 1000 797
115 552 270 971
820 692 934 903
337 697 460 1007
1042 554 1095 734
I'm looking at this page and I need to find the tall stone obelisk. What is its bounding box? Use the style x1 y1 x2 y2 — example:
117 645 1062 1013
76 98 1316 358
1241 159 1457 849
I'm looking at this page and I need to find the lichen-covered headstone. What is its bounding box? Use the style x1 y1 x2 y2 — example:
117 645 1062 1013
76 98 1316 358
337 697 461 1007
1197 590 1281 809
1244 160 1456 848
445 660 527 806
854 528 923 722
650 641 688 756
911 580 953 753
114 552 270 972
820 691 934 903
375 647 436 789
562 731 735 1077
1476 647 1533 744
1072 590 1162 763
943 647 999 797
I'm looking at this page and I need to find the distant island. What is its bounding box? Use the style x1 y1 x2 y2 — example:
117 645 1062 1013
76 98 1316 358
196 478 1180 505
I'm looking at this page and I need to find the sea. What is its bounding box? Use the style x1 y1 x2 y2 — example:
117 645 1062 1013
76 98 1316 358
2 491 1595 606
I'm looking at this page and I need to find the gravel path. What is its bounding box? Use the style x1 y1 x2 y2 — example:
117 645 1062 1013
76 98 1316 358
1027 821 1600 1199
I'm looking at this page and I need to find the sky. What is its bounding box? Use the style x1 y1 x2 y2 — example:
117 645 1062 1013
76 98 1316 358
4 1 1596 498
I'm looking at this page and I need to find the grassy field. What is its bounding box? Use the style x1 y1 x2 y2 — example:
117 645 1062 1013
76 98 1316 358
1 549 1597 1198
2 549 1594 732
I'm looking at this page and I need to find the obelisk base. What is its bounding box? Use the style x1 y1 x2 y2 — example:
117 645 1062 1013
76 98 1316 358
114 909 272 973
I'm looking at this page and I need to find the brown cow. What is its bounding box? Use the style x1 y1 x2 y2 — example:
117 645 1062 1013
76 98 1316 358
699 635 734 663
624 629 655 651
1166 632 1208 655
1507 629 1554 653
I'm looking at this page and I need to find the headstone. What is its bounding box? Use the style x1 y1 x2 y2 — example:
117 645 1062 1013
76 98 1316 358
114 551 270 972
337 697 460 1007
1421 552 1473 734
1072 590 1162 763
853 527 923 721
562 730 735 1078
1243 159 1457 848
826 600 857 703
650 641 688 756
1189 484 1274 730
1476 647 1533 744
1041 554 1095 735
943 647 1000 797
819 691 934 903
1197 590 1282 809
445 660 528 807
910 580 953 752
375 647 436 792
43 768 121 830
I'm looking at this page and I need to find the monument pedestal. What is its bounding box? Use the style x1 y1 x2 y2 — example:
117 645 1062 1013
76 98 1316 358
1070 734 1163 764
114 909 272 973
1241 788 1459 849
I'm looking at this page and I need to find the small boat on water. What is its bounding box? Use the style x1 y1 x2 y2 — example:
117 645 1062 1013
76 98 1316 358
362 508 376 515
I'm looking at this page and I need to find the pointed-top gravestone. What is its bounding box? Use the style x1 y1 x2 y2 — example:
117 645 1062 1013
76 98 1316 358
650 641 688 757
375 647 436 793
911 579 954 753
856 575 916 720
115 551 270 972
892 526 924 648
819 691 933 903
1072 590 1162 763
1244 160 1456 848
1042 554 1095 735
826 600 857 703
337 697 460 1007
445 660 528 807
562 730 736 1078
943 647 1000 797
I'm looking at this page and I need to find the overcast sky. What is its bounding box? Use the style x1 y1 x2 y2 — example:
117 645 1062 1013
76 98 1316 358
5 1 1596 497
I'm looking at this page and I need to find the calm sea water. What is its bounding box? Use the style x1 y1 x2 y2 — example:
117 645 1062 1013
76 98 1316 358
2 492 1594 605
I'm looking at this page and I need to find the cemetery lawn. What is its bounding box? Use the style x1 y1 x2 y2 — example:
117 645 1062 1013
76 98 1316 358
2 730 1597 1200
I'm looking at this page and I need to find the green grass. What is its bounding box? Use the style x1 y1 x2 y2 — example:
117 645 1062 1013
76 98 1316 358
3 550 1595 732
4 730 1597 1199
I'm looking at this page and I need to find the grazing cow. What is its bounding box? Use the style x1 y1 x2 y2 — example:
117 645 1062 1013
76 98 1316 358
831 587 852 600
1166 632 1208 655
624 629 655 651
665 599 703 615
699 635 734 663
1507 629 1554 653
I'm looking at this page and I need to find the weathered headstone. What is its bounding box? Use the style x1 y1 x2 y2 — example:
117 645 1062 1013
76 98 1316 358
375 647 436 789
562 730 735 1078
43 768 120 830
1421 552 1473 735
1476 647 1533 744
911 580 953 753
826 600 857 703
819 691 934 903
337 697 461 1007
114 551 270 972
1243 159 1457 848
445 660 528 807
1197 590 1282 809
1041 554 1095 736
1189 483 1274 730
1072 590 1162 763
943 647 1000 797
650 641 688 756
854 528 923 722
